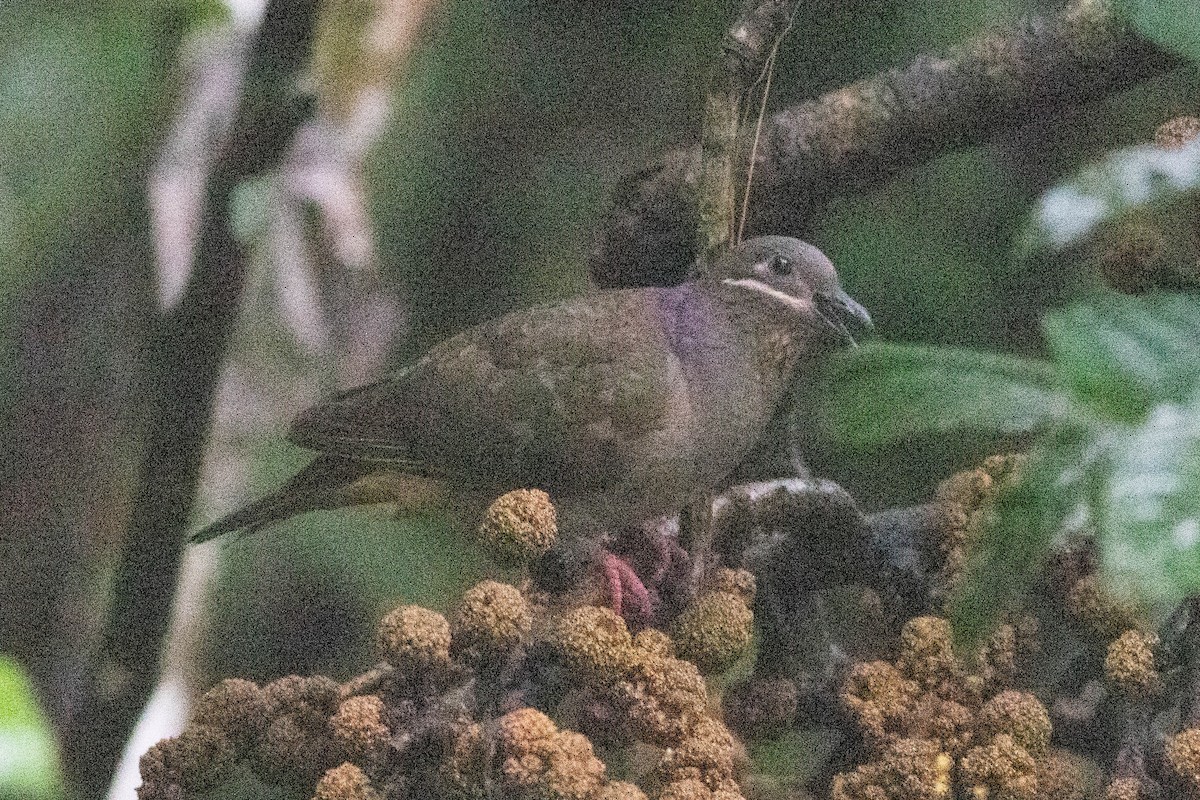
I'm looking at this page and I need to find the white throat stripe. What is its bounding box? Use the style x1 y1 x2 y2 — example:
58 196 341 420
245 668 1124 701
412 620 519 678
721 278 811 312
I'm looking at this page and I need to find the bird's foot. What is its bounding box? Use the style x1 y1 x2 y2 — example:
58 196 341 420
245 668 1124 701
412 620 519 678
601 551 653 628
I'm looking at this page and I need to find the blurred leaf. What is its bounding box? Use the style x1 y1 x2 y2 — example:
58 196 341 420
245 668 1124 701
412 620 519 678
1100 396 1200 613
820 150 1024 349
748 728 839 787
821 296 1200 635
186 0 231 30
949 292 1200 631
952 428 1095 643
1115 0 1200 61
1042 292 1200 422
0 3 189 412
1018 137 1200 255
0 5 182 298
815 341 1075 448
0 656 61 799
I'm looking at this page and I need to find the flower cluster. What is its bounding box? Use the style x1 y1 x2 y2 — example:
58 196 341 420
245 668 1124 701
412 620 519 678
832 615 1081 800
929 455 1024 605
139 491 764 800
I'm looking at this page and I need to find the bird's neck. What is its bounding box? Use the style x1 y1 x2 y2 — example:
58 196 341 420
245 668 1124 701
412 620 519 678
658 281 816 384
690 279 822 352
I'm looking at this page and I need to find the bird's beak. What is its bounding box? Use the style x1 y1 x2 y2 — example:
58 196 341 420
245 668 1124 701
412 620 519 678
814 290 873 347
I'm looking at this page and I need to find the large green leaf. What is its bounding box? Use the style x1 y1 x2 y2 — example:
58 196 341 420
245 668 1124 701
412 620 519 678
1100 395 1200 614
1043 292 1200 422
1115 0 1200 62
0 656 61 799
815 341 1076 448
1018 137 1200 255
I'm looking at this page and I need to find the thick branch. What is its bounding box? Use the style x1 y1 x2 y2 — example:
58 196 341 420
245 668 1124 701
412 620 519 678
61 2 321 797
590 0 1182 289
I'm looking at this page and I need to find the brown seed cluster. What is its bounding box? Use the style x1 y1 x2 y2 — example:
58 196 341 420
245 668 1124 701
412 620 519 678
1155 115 1200 150
496 707 609 800
1165 727 1200 798
139 551 758 800
452 578 533 662
930 455 1024 603
671 588 754 675
141 474 1188 800
137 675 352 799
834 615 1061 799
376 604 454 676
1104 630 1161 700
549 604 746 798
478 488 558 565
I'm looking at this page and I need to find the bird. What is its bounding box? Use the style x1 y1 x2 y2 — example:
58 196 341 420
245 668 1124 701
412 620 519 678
192 236 871 553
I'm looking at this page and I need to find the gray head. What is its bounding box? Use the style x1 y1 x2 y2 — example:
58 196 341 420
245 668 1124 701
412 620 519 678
710 235 873 346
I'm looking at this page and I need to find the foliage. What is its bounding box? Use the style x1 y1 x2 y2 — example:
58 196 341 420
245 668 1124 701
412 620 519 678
1019 136 1200 255
1116 0 1200 62
817 289 1200 632
816 341 1076 446
0 657 61 800
0 0 212 313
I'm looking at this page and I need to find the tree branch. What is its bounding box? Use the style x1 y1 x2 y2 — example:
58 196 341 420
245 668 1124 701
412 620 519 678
590 0 1183 289
61 3 322 797
696 0 799 269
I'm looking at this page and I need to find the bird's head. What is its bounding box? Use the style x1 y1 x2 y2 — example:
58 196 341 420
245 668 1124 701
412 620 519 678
712 235 873 347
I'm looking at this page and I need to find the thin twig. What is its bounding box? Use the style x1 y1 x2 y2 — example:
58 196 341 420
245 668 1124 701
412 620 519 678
60 3 322 797
737 46 779 245
737 8 796 244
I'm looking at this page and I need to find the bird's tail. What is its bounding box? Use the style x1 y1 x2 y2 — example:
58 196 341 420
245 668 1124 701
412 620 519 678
190 456 381 543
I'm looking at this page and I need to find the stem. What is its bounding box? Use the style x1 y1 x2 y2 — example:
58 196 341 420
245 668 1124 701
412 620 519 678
1180 597 1200 727
696 0 801 272
60 2 322 796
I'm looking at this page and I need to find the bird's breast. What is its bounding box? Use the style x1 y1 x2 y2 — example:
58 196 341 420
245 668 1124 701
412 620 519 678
655 286 792 478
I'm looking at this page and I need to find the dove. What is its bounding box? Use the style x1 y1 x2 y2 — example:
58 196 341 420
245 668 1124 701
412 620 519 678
192 236 870 547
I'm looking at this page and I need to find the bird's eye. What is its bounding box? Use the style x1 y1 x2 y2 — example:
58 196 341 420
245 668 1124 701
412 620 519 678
769 254 792 275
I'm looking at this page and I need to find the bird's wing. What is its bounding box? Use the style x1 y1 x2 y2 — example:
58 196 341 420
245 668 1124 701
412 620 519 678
288 290 688 493
190 456 378 542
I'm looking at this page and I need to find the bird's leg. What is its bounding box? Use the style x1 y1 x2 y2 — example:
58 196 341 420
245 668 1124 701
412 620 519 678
784 400 814 479
601 551 653 628
650 528 686 584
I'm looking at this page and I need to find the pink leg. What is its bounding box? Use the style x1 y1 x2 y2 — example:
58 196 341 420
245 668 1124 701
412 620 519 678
602 551 653 626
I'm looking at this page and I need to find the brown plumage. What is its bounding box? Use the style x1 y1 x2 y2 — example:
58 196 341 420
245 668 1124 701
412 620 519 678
192 236 870 543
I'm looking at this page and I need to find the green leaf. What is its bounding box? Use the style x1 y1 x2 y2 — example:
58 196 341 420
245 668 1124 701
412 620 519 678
1115 0 1200 61
1018 137 1200 255
952 428 1096 642
1043 292 1200 421
1099 396 1200 615
815 341 1076 448
0 656 62 799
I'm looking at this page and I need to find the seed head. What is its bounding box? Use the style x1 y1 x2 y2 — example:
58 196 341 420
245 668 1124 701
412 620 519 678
479 488 558 565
